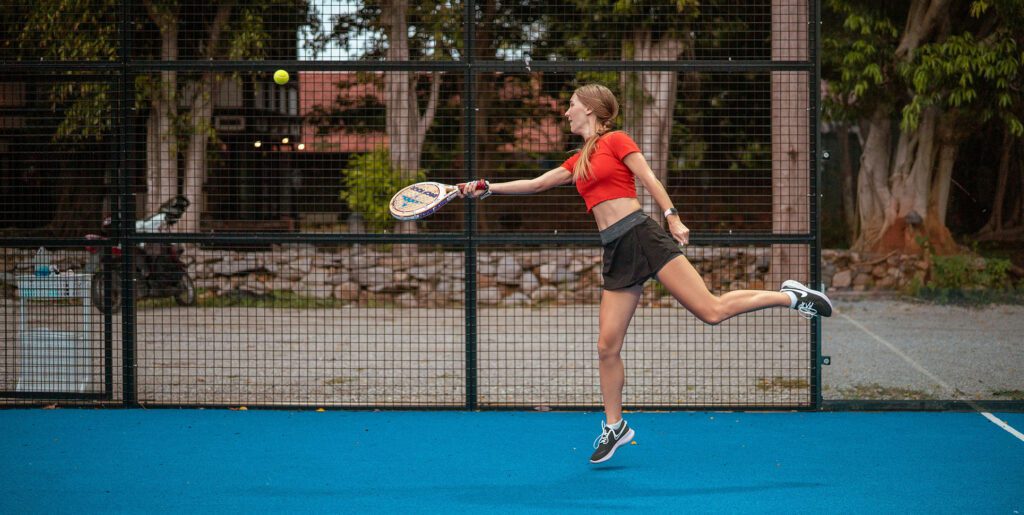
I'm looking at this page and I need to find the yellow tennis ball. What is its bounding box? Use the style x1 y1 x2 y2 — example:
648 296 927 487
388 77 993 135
273 69 289 85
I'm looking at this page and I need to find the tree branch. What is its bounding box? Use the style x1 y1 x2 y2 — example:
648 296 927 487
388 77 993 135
144 0 170 28
203 3 233 60
896 0 952 60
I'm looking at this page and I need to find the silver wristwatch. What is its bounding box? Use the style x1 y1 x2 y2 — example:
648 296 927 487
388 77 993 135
663 207 678 218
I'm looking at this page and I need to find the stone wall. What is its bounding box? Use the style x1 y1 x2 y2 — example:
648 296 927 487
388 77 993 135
183 245 774 307
2 246 937 305
821 249 930 292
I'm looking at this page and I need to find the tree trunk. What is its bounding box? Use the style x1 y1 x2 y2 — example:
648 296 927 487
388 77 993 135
895 0 951 60
146 3 178 219
927 118 958 250
471 0 500 233
855 107 893 250
384 0 415 175
975 131 1024 242
1012 159 1024 227
382 0 440 239
852 1 960 255
180 74 215 233
178 4 230 233
837 123 858 242
620 29 684 223
382 0 439 176
977 130 1013 235
856 108 958 254
45 153 104 236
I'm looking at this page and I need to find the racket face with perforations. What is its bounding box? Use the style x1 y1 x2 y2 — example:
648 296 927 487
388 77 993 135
389 181 458 221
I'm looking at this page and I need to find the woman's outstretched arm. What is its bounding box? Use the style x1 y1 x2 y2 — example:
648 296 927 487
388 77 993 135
462 167 573 197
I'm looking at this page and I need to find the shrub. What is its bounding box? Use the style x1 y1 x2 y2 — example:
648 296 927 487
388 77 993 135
910 239 1019 304
340 149 425 232
929 254 1012 290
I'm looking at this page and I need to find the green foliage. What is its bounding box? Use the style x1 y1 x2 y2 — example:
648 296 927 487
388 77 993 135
18 0 118 62
567 0 699 60
909 238 1020 304
902 31 1023 135
229 6 270 60
340 150 426 232
824 0 1024 135
14 0 310 143
17 0 118 141
821 0 902 122
929 254 1012 290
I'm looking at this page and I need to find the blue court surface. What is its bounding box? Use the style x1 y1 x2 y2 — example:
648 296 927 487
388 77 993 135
1 410 1021 514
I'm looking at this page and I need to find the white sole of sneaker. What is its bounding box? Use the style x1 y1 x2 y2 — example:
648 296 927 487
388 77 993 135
589 428 635 464
781 280 833 312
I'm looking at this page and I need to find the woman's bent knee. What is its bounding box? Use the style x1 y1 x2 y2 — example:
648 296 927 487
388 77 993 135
692 304 726 325
597 339 622 360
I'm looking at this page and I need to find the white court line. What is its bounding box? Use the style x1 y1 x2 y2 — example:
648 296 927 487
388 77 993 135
838 312 1024 443
981 412 1024 442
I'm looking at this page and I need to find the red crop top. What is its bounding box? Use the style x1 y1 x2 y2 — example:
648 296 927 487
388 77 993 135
559 131 642 212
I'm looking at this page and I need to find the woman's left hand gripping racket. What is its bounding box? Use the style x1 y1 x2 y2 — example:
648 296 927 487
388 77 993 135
389 180 487 221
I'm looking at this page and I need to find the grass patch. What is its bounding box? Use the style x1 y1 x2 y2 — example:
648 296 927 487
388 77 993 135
829 383 936 400
910 287 1024 306
137 289 351 310
201 291 348 309
991 390 1024 400
324 377 354 386
755 376 810 391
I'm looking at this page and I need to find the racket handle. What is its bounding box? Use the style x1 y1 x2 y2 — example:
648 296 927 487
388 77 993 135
456 179 488 194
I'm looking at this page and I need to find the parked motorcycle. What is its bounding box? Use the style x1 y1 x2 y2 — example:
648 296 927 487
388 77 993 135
85 195 197 312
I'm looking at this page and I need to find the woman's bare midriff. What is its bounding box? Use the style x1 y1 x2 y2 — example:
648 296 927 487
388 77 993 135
591 197 645 231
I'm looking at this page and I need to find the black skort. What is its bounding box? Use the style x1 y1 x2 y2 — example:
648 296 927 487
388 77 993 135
600 211 684 290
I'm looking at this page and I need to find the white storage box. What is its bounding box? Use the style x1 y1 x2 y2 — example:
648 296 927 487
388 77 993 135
15 273 94 393
16 329 89 393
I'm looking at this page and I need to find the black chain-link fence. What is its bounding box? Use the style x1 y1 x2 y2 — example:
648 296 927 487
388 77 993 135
1 0 821 409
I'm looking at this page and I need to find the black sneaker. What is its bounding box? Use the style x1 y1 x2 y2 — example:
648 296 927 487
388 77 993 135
589 420 635 464
781 280 833 318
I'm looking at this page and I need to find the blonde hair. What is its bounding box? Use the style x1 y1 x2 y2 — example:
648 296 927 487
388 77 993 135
571 84 619 182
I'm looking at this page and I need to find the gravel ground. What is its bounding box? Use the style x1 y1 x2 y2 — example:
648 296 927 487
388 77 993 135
823 297 1024 401
3 298 1021 405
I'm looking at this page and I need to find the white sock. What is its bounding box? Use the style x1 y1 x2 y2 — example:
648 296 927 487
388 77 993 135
606 418 624 430
784 291 798 308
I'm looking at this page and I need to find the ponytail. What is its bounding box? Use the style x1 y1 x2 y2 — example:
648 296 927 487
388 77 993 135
572 125 616 183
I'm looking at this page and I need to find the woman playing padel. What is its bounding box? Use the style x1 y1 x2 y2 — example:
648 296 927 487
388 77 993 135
461 84 832 464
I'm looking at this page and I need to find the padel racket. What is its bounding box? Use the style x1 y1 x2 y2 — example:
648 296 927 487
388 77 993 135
389 180 487 221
